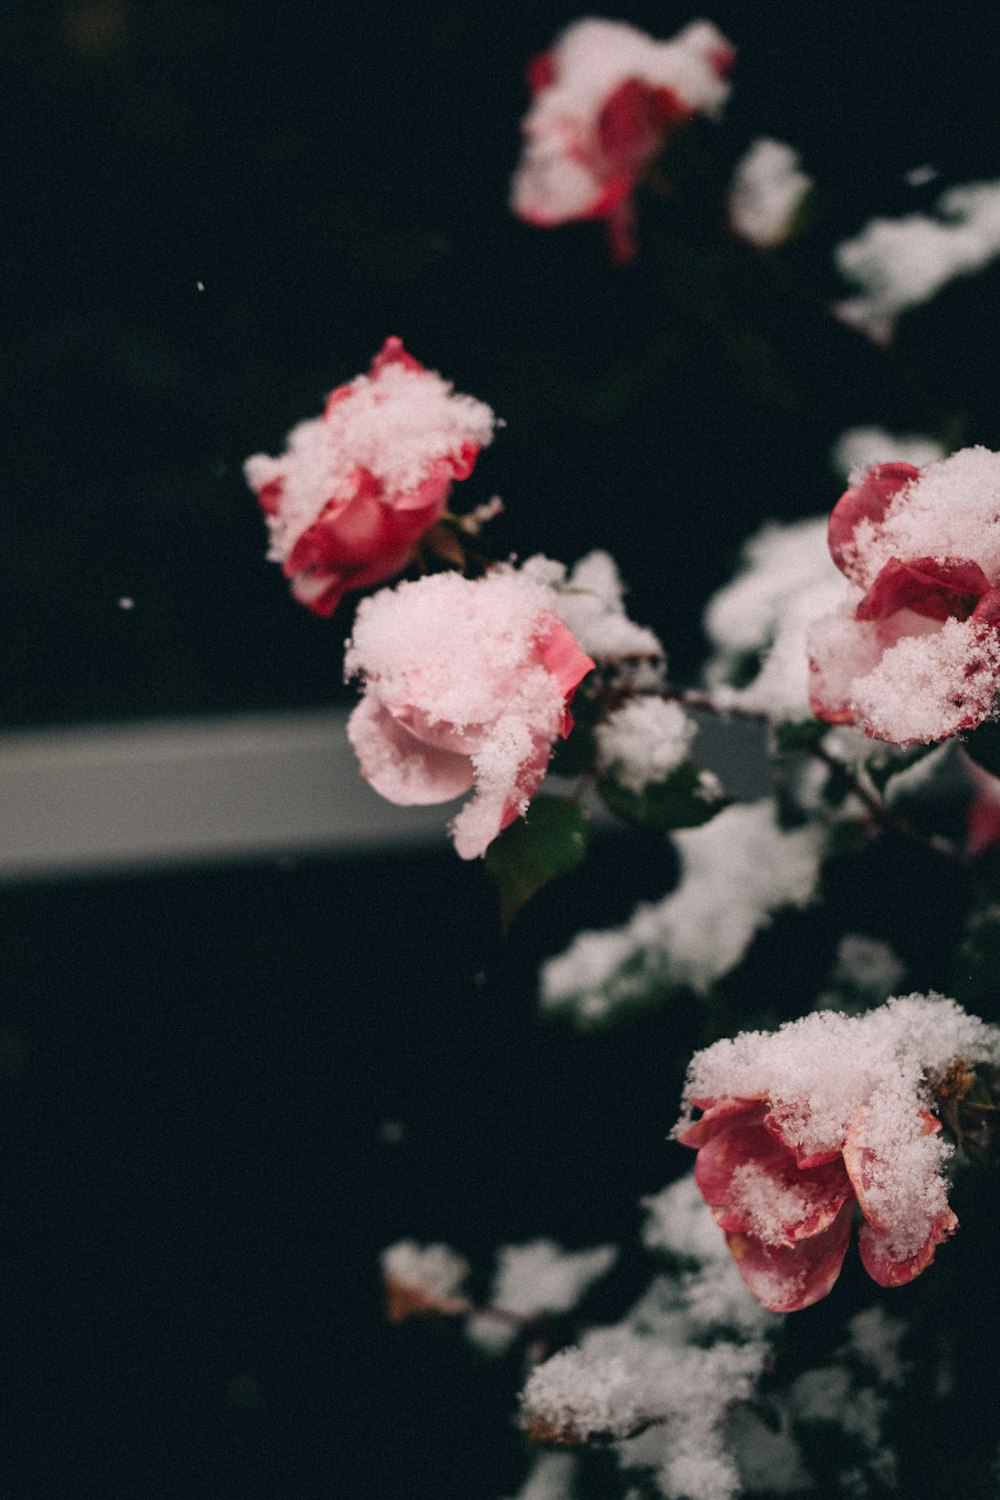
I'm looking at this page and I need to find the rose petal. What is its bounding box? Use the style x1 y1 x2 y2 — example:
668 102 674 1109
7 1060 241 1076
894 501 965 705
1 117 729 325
347 695 474 807
859 1207 958 1288
856 556 991 624
828 463 921 583
726 1198 855 1312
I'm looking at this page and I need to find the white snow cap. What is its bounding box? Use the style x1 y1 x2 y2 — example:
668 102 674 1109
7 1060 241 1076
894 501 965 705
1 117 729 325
541 801 820 1021
380 1240 470 1303
244 355 495 565
835 178 1000 341
535 550 664 664
677 994 1000 1261
704 517 845 719
468 1239 617 1354
346 565 591 859
729 138 812 248
838 445 1000 590
595 697 696 792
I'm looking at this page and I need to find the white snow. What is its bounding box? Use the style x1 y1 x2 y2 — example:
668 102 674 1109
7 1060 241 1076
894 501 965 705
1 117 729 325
595 697 696 792
676 993 1000 1260
729 138 812 248
704 517 847 719
380 1240 470 1304
536 550 664 666
541 802 821 1021
468 1239 617 1354
835 178 1000 340
244 354 495 563
831 426 946 482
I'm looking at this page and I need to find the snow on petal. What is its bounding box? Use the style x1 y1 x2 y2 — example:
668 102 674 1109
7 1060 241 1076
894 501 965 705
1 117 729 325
345 567 593 859
244 338 495 613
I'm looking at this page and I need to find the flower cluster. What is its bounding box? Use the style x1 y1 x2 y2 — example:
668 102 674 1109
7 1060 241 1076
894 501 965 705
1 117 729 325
244 338 495 615
675 996 1000 1311
809 447 1000 743
344 566 594 859
511 18 733 261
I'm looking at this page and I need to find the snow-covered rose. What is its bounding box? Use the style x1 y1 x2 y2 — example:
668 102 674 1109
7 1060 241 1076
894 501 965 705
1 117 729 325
675 996 1000 1312
244 338 495 615
345 568 594 859
511 18 733 263
808 449 1000 743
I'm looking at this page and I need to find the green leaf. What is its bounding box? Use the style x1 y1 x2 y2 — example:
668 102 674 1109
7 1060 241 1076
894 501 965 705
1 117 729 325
485 796 590 935
596 761 727 832
865 742 937 795
771 718 829 754
962 716 1000 777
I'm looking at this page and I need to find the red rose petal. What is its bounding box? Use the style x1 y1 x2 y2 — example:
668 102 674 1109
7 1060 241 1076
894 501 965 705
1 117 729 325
828 463 921 581
726 1198 855 1313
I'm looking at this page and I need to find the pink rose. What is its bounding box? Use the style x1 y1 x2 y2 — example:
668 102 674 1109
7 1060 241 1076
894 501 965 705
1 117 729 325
677 1095 956 1312
244 338 496 616
808 449 1000 743
511 19 733 263
344 567 594 859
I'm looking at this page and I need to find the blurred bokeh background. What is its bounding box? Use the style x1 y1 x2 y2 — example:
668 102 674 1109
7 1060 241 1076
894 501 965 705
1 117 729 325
4 2 1000 1496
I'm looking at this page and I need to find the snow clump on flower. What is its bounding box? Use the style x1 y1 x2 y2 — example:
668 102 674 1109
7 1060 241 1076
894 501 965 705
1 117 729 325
541 801 820 1023
835 178 1000 342
512 18 733 262
728 138 812 248
704 517 845 720
345 566 594 859
808 447 1000 743
675 994 1000 1311
244 337 495 614
529 550 663 670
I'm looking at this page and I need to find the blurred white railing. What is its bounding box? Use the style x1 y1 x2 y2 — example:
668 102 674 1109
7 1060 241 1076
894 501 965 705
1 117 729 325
0 709 769 882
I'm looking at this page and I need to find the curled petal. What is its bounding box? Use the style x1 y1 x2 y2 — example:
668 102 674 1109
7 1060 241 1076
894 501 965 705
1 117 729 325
347 695 475 807
726 1199 855 1313
856 556 991 623
859 1207 957 1288
676 1095 763 1149
828 463 920 583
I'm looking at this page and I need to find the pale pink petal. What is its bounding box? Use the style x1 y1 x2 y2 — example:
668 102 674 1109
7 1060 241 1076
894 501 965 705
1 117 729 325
347 695 474 807
726 1199 855 1312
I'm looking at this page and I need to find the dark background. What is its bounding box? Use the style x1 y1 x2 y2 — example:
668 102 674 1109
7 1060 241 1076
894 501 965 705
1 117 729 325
4 3 1000 1497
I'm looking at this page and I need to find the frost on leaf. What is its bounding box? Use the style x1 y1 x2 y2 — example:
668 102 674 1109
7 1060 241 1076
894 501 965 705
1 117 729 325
380 1240 470 1321
520 1177 774 1500
835 178 1000 342
468 1239 617 1355
703 517 846 721
728 138 813 249
540 802 820 1024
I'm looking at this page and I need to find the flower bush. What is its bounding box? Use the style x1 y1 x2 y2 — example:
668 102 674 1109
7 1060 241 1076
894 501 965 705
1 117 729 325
246 16 1000 1499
